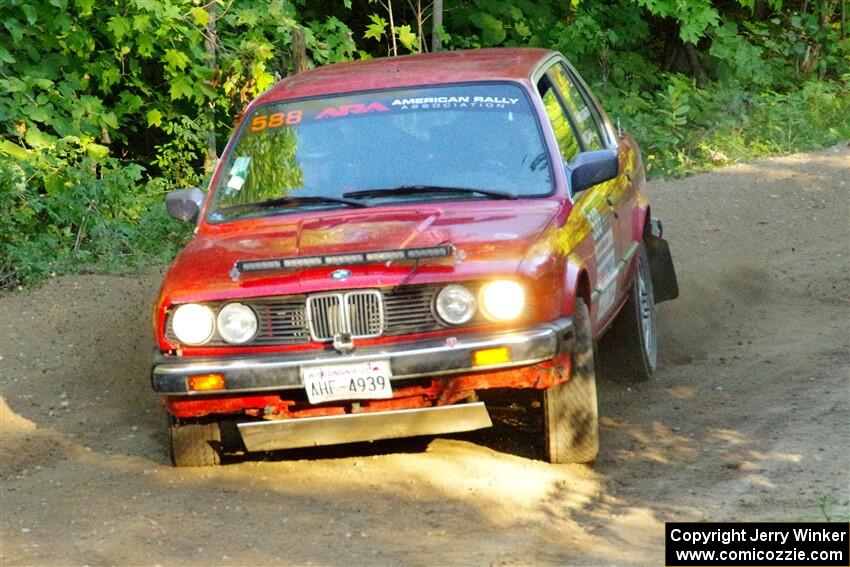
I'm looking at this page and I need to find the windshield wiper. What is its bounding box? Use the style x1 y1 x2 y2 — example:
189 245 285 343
342 185 518 200
218 194 369 215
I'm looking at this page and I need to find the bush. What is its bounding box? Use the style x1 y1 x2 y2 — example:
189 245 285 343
603 77 850 178
0 147 192 288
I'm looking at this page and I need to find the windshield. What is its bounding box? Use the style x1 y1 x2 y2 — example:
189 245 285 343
208 83 553 222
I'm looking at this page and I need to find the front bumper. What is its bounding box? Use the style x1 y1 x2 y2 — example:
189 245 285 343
152 317 574 396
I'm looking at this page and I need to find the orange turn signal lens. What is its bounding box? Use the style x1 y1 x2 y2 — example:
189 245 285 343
472 347 512 367
187 373 225 392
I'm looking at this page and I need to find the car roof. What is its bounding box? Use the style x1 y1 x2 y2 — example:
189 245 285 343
253 48 555 105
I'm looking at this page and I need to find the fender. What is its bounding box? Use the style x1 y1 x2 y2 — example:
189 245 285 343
563 255 591 317
632 194 651 243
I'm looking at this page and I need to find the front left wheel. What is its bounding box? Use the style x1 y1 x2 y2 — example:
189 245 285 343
543 297 599 464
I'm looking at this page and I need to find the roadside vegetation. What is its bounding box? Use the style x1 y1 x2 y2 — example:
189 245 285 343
1 0 848 288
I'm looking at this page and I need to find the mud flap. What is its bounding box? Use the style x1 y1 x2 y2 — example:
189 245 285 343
646 234 679 303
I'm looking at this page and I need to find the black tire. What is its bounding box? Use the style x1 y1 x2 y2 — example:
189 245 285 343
168 415 222 467
543 297 599 464
599 243 658 382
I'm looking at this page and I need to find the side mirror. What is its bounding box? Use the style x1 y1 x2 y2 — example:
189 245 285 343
568 149 619 195
165 188 205 222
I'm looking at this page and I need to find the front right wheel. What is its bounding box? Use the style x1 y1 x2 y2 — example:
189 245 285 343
599 243 657 382
168 415 222 467
543 297 599 464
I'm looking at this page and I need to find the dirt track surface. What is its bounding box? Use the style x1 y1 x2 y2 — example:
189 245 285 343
2 147 849 566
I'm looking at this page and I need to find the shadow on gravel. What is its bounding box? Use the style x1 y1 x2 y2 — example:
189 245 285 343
233 436 433 463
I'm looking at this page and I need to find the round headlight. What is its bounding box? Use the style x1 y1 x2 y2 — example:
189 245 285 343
171 303 215 346
480 280 525 321
435 284 477 325
217 303 258 344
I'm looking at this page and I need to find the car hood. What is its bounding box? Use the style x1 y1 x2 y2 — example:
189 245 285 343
159 200 562 304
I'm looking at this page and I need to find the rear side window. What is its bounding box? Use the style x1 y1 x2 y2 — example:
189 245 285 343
546 64 605 151
538 79 580 162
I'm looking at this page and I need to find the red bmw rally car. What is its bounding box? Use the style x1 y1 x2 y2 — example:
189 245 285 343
152 48 678 466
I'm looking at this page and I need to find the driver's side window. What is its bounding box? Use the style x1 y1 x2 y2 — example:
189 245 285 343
547 63 606 151
537 77 580 163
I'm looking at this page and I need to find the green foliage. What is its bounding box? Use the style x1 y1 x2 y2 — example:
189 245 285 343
606 77 850 177
153 116 209 189
709 11 850 88
446 1 563 48
365 13 389 41
0 0 357 287
363 10 419 54
634 0 719 43
2 0 849 287
396 25 419 51
0 150 192 286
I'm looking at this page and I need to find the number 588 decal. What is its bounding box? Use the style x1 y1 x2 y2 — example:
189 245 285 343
250 110 302 132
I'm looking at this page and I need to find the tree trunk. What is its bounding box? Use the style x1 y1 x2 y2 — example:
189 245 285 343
662 44 678 72
754 0 767 20
684 42 706 87
203 1 218 176
291 27 308 75
661 23 679 72
387 0 397 56
432 0 443 51
416 0 424 53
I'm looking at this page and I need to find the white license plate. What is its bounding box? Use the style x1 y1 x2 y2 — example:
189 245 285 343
302 360 393 404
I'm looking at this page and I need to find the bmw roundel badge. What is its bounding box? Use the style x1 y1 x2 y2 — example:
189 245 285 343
330 269 351 281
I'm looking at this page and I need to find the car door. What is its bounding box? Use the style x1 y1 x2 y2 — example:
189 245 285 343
544 61 642 322
552 60 636 265
535 68 619 330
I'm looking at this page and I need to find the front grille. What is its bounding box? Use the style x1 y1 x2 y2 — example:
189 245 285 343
349 291 384 336
306 294 344 340
165 283 483 347
382 285 442 335
305 290 384 341
251 296 310 344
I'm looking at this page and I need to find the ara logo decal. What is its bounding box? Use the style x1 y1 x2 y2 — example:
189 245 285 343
315 103 390 120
